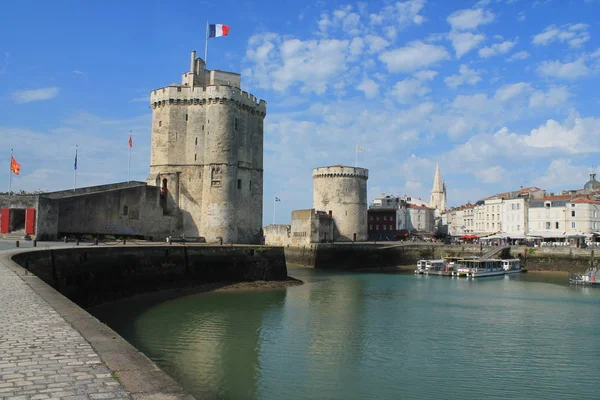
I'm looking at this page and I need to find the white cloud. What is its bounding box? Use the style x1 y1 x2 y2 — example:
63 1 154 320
534 159 589 191
532 23 590 48
507 51 529 61
517 11 526 22
537 58 591 79
524 115 600 153
245 33 353 94
358 78 379 98
494 82 532 102
475 166 506 184
379 41 450 73
444 64 482 88
73 70 85 77
448 31 486 58
365 35 390 54
12 87 60 103
478 39 517 58
369 0 426 30
391 78 431 104
528 86 571 108
447 8 495 31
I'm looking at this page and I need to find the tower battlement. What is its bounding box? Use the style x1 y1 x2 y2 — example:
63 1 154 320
312 166 369 179
150 85 266 114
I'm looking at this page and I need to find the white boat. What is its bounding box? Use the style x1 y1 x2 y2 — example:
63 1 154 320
425 259 445 275
415 260 427 274
454 259 505 278
502 259 525 274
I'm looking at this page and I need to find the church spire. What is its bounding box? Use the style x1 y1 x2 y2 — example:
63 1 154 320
430 162 446 211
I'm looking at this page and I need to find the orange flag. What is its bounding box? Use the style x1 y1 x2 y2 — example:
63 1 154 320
10 156 20 175
128 135 133 148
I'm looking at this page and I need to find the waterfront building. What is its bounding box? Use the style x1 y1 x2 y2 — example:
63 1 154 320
367 194 435 240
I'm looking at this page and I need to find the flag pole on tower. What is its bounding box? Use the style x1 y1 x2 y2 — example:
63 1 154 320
8 149 13 195
356 145 364 167
204 20 209 65
73 145 78 192
273 196 281 224
128 131 133 183
8 150 21 195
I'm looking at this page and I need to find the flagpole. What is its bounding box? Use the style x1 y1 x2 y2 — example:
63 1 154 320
273 197 276 225
128 131 132 183
8 149 12 195
204 20 209 65
73 145 78 192
355 146 358 167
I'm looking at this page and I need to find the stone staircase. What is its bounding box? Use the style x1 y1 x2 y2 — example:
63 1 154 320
0 229 30 240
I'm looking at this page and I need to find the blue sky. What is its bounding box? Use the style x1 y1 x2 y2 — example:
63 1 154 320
2 0 600 225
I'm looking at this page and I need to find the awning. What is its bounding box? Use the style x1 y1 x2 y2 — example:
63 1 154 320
480 234 504 240
504 234 525 239
527 232 566 238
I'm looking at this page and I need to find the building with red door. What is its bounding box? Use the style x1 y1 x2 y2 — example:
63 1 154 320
0 182 177 240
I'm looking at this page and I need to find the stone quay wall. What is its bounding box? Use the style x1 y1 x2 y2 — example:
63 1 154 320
12 245 288 308
284 243 595 273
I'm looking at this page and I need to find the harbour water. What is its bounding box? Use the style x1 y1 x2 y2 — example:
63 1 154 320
91 269 600 400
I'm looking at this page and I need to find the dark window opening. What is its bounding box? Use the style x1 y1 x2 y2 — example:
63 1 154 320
159 120 162 127
161 178 168 194
249 180 252 190
202 125 204 131
194 154 197 161
235 118 238 130
185 114 188 121
572 211 576 217
123 206 129 216
237 179 242 190
195 137 198 145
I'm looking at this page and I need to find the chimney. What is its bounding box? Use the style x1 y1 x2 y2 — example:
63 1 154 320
190 50 196 73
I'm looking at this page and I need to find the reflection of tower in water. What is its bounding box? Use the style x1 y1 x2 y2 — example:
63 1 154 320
130 290 287 400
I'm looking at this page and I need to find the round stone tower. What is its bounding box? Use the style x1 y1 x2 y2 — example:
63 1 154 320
148 51 267 243
312 165 369 242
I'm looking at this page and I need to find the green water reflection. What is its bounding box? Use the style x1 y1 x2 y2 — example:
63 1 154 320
91 269 600 400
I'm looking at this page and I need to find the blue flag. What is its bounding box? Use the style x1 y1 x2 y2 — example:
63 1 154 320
74 151 78 171
275 197 280 202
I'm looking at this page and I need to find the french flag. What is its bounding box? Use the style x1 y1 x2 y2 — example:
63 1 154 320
209 24 230 38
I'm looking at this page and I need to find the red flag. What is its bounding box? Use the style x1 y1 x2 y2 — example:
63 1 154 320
128 135 133 148
10 156 20 175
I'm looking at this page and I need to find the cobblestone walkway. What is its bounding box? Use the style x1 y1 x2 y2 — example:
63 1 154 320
0 257 131 400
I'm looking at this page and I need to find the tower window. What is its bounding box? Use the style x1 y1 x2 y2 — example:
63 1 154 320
235 118 238 130
249 180 252 190
202 125 204 131
237 179 242 190
159 121 162 127
186 114 188 121
123 206 128 216
194 154 197 161
195 137 198 146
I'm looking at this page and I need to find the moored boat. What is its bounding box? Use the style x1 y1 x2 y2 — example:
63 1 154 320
502 259 525 274
454 259 505 278
415 260 427 274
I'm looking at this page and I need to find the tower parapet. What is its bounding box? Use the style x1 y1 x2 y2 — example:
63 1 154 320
147 51 266 244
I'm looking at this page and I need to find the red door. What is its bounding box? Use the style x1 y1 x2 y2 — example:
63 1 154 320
0 208 9 233
25 208 36 234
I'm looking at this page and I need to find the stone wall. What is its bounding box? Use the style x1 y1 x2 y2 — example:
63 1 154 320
283 243 594 272
264 224 290 246
12 245 288 308
56 185 177 239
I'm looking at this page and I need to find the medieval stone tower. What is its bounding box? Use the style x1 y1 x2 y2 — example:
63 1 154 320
148 51 267 243
312 166 369 241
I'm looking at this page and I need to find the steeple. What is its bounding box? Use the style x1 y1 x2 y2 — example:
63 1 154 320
430 162 446 211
